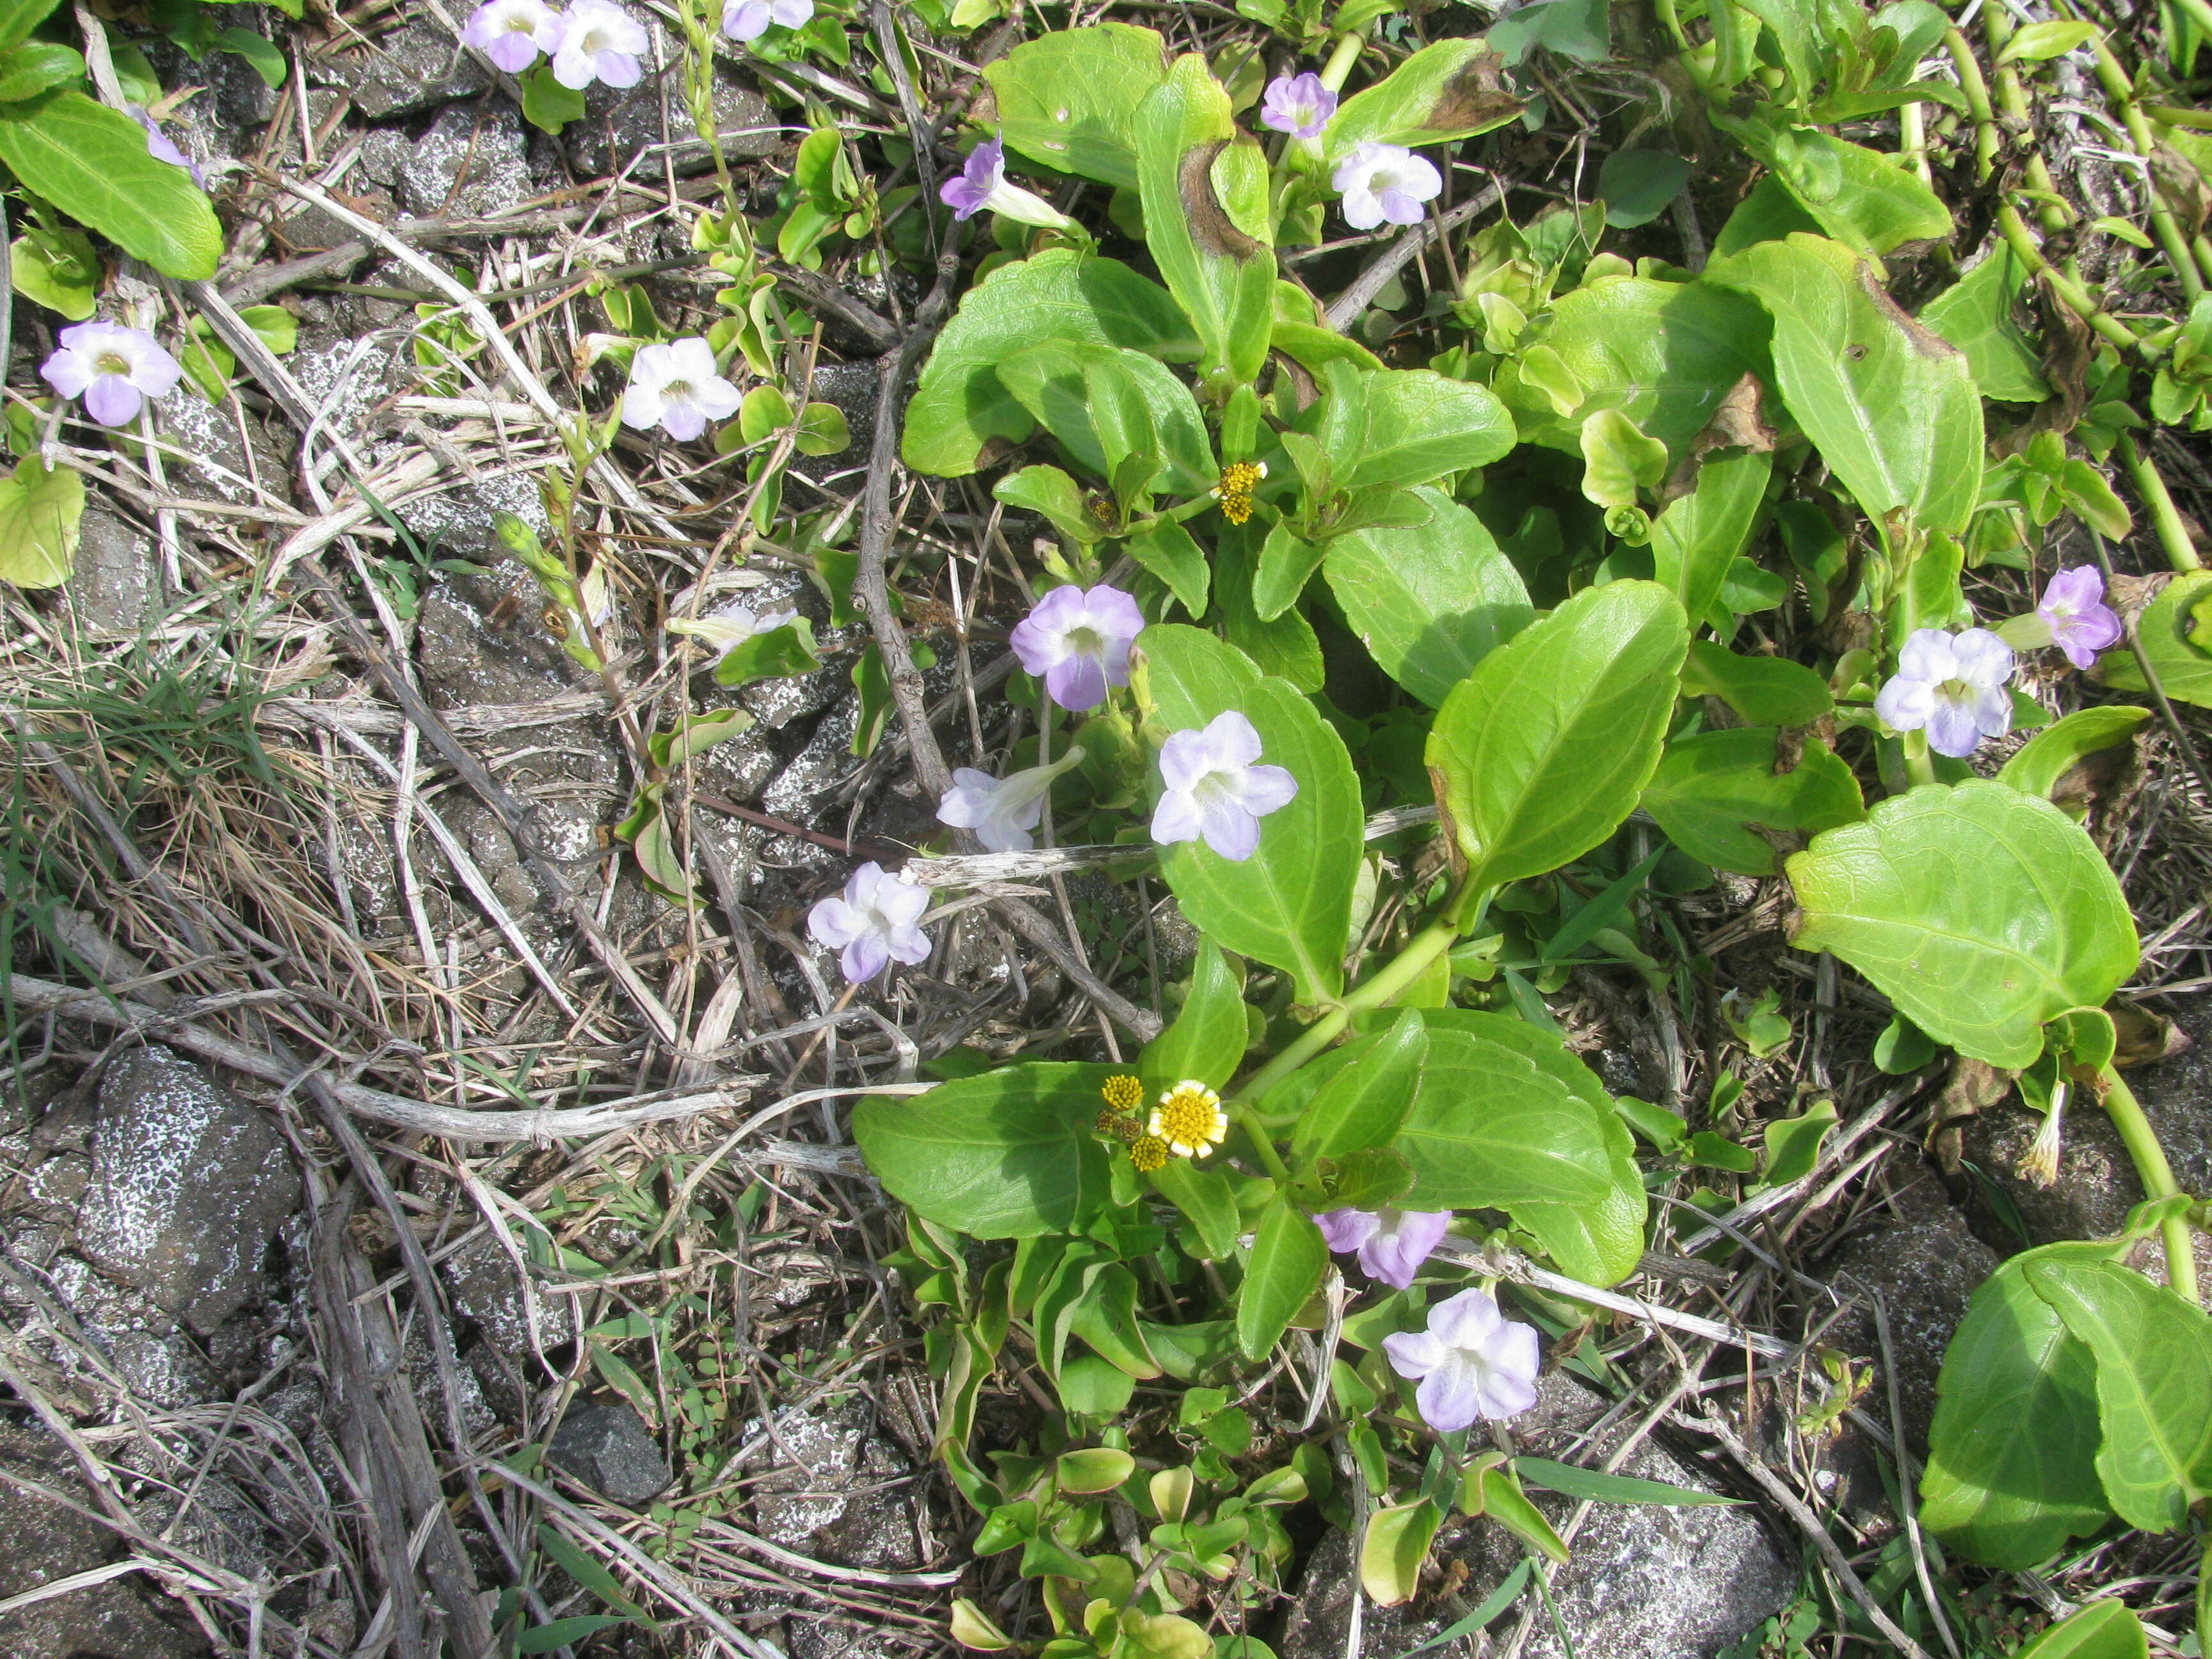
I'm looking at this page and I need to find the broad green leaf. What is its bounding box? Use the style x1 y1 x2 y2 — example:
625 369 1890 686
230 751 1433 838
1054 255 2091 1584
2011 1601 2147 1659
1788 781 2137 1068
1495 276 1771 466
1461 1457 1569 1561
9 223 96 319
796 401 849 456
1324 38 1520 162
1359 1502 1441 1607
1578 407 1669 507
1396 1011 1615 1209
240 303 297 357
1919 247 2049 404
1252 519 1326 622
211 26 286 90
646 708 755 767
1922 1240 2119 1566
1069 1262 1163 1377
1998 707 2151 806
851 1064 1116 1238
1141 940 1248 1092
1599 148 1691 228
0 454 83 589
0 92 221 279
0 0 58 52
982 22 1168 189
520 63 584 132
1133 53 1275 387
1515 1457 1740 1506
1646 725 1868 876
995 464 1099 545
1758 1097 1836 1188
1708 234 1982 540
0 42 82 102
1331 367 1516 493
712 620 821 689
903 251 1198 476
1141 625 1361 1000
1507 1096 1647 1285
1680 640 1832 725
1293 1007 1428 1161
2026 1258 2212 1533
1151 1158 1242 1261
1212 524 1324 693
1325 490 1533 708
1999 19 2099 61
1057 1354 1137 1415
1763 129 1953 256
1128 520 1209 616
1486 0 1610 63
2103 570 2212 707
1651 447 1774 630
1059 1448 1138 1495
1237 1198 1327 1361
996 337 1215 497
1427 580 1689 892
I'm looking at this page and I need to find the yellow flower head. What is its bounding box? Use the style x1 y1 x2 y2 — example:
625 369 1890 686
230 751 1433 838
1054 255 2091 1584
1149 1080 1228 1159
1212 461 1267 527
1096 1109 1143 1143
1100 1074 1145 1114
1130 1135 1171 1174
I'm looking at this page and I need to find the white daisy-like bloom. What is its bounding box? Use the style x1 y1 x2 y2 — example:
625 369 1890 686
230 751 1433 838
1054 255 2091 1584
621 337 742 442
1148 1080 1228 1159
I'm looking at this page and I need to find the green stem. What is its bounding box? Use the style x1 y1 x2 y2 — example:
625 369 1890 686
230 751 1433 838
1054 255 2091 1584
2117 431 2203 572
1899 100 1932 189
1996 204 2151 357
1983 7 2071 236
2101 1064 2199 1304
1944 29 2000 184
1234 1108 1294 1183
1318 29 1365 93
1902 737 1937 789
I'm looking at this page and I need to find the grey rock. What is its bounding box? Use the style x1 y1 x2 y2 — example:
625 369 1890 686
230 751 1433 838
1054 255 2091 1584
157 392 293 506
416 586 594 709
549 1402 673 1503
0 1423 210 1658
353 128 414 191
65 507 157 636
788 361 876 484
400 104 534 220
38 1253 220 1408
566 61 781 179
739 1403 919 1567
442 1231 576 1357
204 26 282 127
276 182 399 253
77 1045 303 1334
332 22 490 120
1279 1372 1792 1659
391 465 550 561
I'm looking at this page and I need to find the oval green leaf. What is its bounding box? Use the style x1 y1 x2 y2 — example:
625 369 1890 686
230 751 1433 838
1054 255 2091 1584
1141 940 1249 1093
2012 1600 2148 1659
1395 1011 1615 1209
1292 1006 1428 1162
1236 1197 1327 1361
0 454 83 589
0 92 221 279
982 21 1168 190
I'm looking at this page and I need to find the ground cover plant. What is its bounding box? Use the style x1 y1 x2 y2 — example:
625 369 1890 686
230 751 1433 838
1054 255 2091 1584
12 0 2212 1651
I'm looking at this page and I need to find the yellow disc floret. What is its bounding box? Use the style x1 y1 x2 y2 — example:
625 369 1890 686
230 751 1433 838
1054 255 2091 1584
1212 461 1267 527
1130 1135 1171 1173
1148 1080 1228 1159
1100 1073 1145 1114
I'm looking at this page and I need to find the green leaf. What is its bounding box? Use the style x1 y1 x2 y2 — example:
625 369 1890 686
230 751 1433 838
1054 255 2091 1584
1651 447 1774 631
0 0 58 52
239 303 296 356
2103 570 2212 706
1578 408 1669 507
211 26 285 88
1141 940 1247 1093
9 223 96 319
1324 488 1533 708
1057 1353 1137 1415
2012 1601 2147 1659
0 41 80 102
535 1524 644 1617
851 1064 1116 1238
1294 1007 1428 1161
1494 276 1771 467
1758 1097 1837 1188
1328 365 1518 494
2026 1257 2212 1532
1141 625 1363 1002
1324 38 1520 161
1919 247 2049 404
983 22 1168 189
996 337 1215 497
1514 1457 1740 1506
1395 1010 1615 1210
796 400 849 456
1761 129 1953 256
712 620 822 689
1460 1457 1569 1562
1151 1158 1242 1261
1999 707 2151 807
1237 1198 1327 1361
0 92 220 279
1486 0 1610 63
1133 53 1276 387
1998 19 2099 61
903 251 1198 476
519 63 586 134
1921 1238 2120 1567
1069 1262 1163 1377
1598 149 1691 228
519 1617 635 1652
1680 641 1833 725
1251 519 1324 622
1212 522 1324 691
1427 580 1689 892
1787 780 2138 1068
1128 520 1210 616
0 454 83 589
1708 234 1982 540
1644 729 1863 876
995 464 1101 545
1359 1502 1441 1607
1507 1097 1647 1285
646 707 755 767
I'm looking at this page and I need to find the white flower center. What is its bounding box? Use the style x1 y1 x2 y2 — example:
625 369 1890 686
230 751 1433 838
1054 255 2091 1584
662 377 695 402
1366 166 1407 195
578 24 613 51
1064 624 1102 657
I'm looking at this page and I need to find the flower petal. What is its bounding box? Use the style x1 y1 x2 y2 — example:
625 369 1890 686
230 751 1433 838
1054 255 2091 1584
1315 1208 1381 1254
1045 654 1108 711
842 933 889 983
1925 694 1986 758
1382 1329 1444 1381
1873 674 1934 733
1150 787 1205 847
1196 793 1260 861
808 895 862 949
84 376 144 426
1896 628 1958 684
1415 1356 1484 1432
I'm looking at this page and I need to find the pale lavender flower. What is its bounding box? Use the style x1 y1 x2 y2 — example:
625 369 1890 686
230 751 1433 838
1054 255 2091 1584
722 0 811 40
550 0 648 90
808 862 931 983
2039 566 2124 669
1315 1208 1451 1290
666 598 799 665
129 106 207 189
621 337 742 441
1260 72 1336 140
1008 583 1144 711
1382 1287 1541 1432
935 748 1086 854
937 136 1078 231
1874 627 2016 760
1151 710 1299 863
461 0 561 72
1331 141 1442 230
41 321 182 427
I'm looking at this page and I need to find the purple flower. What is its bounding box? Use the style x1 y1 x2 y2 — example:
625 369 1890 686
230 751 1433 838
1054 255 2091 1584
1874 627 2016 760
621 337 742 441
461 0 561 72
1331 141 1442 230
1009 583 1144 711
938 136 1078 232
41 321 183 428
1151 711 1299 863
807 862 931 983
723 0 811 40
550 0 648 90
1260 72 1337 140
2039 566 2123 670
936 748 1086 854
1382 1287 1541 1432
1315 1208 1451 1290
128 106 206 189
